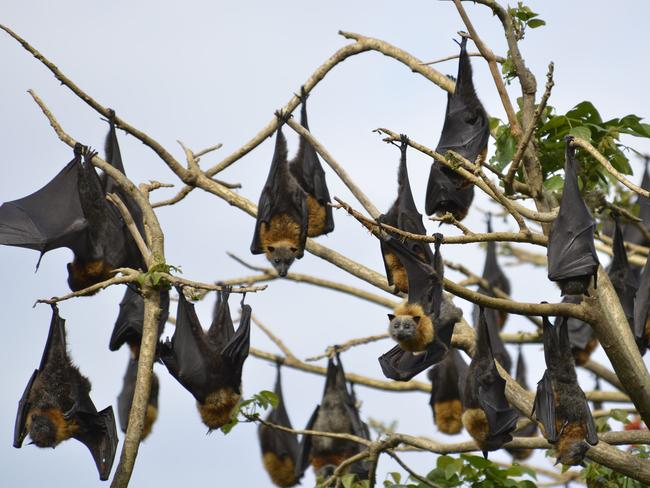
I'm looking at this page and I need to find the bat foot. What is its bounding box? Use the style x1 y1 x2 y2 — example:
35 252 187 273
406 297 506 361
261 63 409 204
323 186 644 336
274 109 293 125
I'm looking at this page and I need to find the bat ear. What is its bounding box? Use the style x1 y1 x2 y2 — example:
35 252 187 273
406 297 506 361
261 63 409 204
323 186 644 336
267 246 275 252
387 314 395 321
413 316 421 324
290 247 298 253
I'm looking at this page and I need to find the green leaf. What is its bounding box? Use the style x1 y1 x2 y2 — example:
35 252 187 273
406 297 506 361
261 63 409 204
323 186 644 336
341 473 356 488
258 390 279 408
462 454 492 469
569 126 592 141
527 18 545 28
220 416 238 434
543 174 564 192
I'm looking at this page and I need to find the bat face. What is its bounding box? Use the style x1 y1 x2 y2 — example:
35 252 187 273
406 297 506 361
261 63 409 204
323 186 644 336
297 356 370 480
159 289 251 430
547 138 599 295
251 118 309 274
14 306 118 480
533 316 598 465
289 87 334 238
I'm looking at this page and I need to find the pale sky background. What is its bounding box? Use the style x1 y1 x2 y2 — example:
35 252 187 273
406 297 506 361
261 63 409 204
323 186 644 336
2 1 650 487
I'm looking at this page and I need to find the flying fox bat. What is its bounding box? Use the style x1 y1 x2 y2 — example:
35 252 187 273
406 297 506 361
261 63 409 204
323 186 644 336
296 355 370 480
13 305 118 480
476 217 510 329
428 349 468 435
378 134 435 293
117 357 159 440
607 214 640 328
258 366 303 487
554 295 598 365
0 137 144 291
425 37 489 221
109 285 170 357
505 347 537 461
634 249 650 354
251 113 309 277
622 158 650 247
289 87 334 238
547 137 599 295
378 235 462 381
159 288 250 430
462 307 518 457
533 315 598 465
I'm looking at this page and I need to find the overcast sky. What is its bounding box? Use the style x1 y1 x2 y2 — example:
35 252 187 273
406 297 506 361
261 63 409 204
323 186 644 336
2 1 650 487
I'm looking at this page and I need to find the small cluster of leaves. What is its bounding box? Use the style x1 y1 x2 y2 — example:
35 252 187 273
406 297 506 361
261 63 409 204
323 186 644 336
319 473 369 488
136 262 182 290
220 390 278 434
581 445 649 488
490 101 650 197
384 454 536 488
500 3 545 83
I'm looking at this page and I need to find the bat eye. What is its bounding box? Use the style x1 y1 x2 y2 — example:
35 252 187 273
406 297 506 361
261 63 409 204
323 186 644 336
274 258 281 264
267 246 275 252
413 316 421 324
290 247 298 253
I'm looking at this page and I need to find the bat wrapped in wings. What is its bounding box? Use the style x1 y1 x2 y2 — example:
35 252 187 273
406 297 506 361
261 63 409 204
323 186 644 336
547 137 600 295
251 113 309 277
159 288 250 429
378 134 434 293
13 305 118 480
378 234 462 381
462 307 518 457
296 355 370 480
533 315 598 465
634 250 650 354
0 116 144 291
428 348 467 435
472 217 511 329
289 87 334 238
425 36 489 221
607 214 640 329
258 365 303 487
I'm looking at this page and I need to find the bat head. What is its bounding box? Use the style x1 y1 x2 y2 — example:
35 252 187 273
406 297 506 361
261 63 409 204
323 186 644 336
556 440 590 466
28 413 57 448
267 243 298 277
387 303 434 352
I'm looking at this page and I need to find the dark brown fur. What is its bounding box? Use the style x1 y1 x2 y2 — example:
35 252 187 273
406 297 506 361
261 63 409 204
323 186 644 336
306 195 328 238
262 452 298 487
197 387 240 429
67 259 114 292
434 399 463 435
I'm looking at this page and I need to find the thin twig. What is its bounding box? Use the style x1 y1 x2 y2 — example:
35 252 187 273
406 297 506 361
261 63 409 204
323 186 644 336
35 269 139 305
305 333 390 362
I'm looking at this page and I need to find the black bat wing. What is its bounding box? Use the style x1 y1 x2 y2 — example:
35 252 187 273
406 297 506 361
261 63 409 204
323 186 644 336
429 349 463 405
514 348 529 390
220 302 251 389
0 148 87 257
103 114 146 241
424 163 474 218
73 406 118 481
483 307 512 374
295 405 320 477
116 358 160 434
547 139 599 285
13 369 38 448
477 374 519 442
291 92 334 234
379 340 450 381
634 254 650 352
261 367 300 461
435 38 490 165
207 289 234 349
380 235 441 316
159 290 210 400
109 286 169 352
481 219 510 295
533 370 557 442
